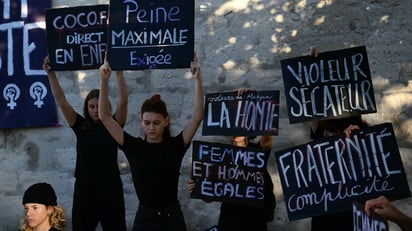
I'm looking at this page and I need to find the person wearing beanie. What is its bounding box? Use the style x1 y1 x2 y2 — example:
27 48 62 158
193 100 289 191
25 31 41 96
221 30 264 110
20 182 66 231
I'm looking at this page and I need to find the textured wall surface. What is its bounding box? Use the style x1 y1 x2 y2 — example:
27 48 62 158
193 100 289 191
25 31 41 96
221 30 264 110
1 0 411 230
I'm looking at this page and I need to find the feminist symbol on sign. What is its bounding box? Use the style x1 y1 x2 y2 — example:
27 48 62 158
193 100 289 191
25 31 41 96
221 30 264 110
3 83 21 110
29 82 47 108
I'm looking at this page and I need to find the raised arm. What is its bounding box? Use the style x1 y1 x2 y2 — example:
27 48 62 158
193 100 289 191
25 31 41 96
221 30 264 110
43 57 77 126
259 135 273 150
182 52 204 146
99 61 125 145
113 70 128 126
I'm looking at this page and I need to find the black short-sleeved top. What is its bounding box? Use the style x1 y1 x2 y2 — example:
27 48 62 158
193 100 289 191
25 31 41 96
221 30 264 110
72 114 120 181
120 131 188 209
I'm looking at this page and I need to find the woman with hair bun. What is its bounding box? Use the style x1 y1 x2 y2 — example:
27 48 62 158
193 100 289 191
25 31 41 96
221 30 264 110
20 182 66 231
99 52 204 231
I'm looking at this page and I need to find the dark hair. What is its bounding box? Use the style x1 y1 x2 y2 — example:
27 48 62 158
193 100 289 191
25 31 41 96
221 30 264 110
141 94 171 139
312 115 368 139
320 115 368 133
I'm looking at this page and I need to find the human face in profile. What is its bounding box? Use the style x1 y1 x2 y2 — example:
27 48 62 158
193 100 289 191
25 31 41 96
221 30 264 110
24 203 52 230
141 112 169 143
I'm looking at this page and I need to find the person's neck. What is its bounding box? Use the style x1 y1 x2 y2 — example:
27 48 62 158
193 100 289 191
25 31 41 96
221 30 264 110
146 137 163 143
33 222 52 231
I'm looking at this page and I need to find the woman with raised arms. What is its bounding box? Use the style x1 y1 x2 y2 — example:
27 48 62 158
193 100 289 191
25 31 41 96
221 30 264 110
98 52 204 231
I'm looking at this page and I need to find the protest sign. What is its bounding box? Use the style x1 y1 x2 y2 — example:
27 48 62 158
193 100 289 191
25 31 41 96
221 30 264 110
353 202 388 231
202 90 280 136
107 0 194 70
45 5 108 70
191 140 267 206
204 226 218 231
281 46 377 123
0 0 58 128
275 123 410 221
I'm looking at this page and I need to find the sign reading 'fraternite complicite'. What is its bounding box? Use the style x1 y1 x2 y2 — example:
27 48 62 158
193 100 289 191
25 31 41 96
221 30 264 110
275 123 410 221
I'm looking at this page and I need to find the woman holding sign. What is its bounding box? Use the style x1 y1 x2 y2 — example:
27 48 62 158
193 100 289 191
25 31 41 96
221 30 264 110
43 57 128 231
188 87 276 231
217 88 276 231
308 47 368 231
98 52 203 231
219 137 276 230
309 115 369 231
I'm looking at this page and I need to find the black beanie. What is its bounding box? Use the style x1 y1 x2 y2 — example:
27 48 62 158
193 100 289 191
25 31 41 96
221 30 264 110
22 182 57 206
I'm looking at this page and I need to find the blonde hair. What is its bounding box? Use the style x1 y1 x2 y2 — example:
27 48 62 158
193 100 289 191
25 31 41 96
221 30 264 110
20 205 66 231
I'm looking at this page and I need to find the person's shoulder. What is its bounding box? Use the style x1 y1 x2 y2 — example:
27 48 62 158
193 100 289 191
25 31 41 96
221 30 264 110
163 132 185 147
169 131 184 140
124 131 142 142
71 113 85 128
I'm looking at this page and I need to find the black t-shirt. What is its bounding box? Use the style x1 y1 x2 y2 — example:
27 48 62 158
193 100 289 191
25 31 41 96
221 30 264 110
120 131 188 209
72 114 120 181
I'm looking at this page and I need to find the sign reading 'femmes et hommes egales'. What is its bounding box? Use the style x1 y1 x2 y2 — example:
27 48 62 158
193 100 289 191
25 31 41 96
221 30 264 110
191 141 267 207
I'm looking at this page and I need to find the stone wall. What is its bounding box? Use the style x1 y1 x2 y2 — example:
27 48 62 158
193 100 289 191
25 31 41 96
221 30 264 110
1 0 411 230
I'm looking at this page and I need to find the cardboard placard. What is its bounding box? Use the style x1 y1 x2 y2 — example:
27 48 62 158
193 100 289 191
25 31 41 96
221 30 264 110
281 46 377 124
202 90 280 136
275 123 410 221
0 0 58 128
107 0 194 70
191 140 267 207
204 226 218 231
45 5 108 70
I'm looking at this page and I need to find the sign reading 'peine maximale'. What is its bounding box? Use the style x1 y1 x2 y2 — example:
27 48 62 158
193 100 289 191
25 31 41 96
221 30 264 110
107 0 194 70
